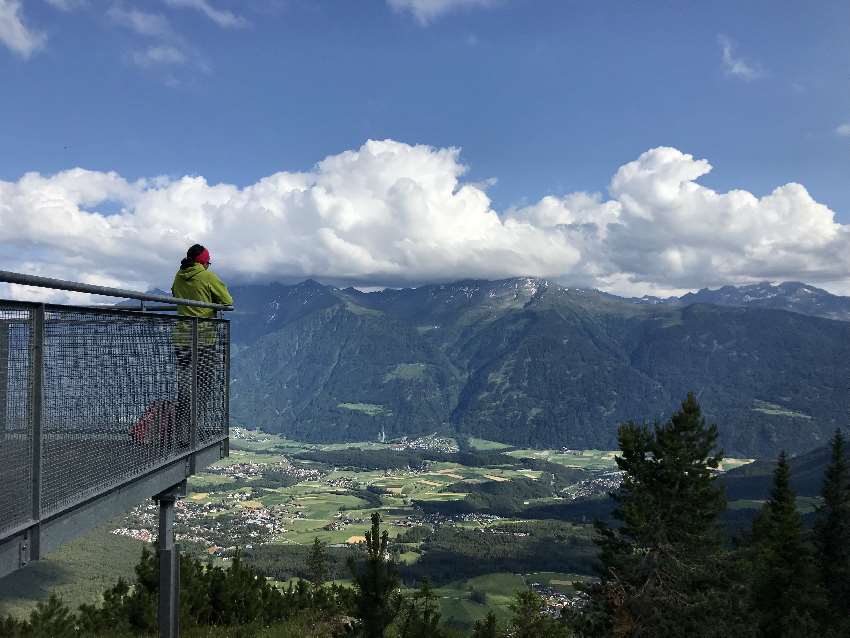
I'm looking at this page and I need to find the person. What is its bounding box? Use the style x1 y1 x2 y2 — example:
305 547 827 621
171 244 233 316
170 244 233 446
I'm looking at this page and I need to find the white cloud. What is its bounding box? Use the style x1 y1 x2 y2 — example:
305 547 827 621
107 5 208 75
44 0 87 11
836 123 850 137
107 5 173 38
0 0 46 58
718 35 762 80
387 0 496 25
1 141 849 301
163 0 247 29
131 44 186 67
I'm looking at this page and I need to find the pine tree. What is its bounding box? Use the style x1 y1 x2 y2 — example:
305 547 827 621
507 589 572 638
348 512 401 637
397 579 444 638
472 612 499 638
813 430 850 633
26 595 77 638
580 393 732 637
307 536 329 587
748 451 819 637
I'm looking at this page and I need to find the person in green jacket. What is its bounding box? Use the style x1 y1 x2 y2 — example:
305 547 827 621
171 244 233 317
171 244 233 446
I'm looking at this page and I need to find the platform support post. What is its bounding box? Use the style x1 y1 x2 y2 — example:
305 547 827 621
156 481 185 638
0 319 8 440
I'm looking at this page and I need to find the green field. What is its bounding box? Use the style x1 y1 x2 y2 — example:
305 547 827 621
467 437 514 451
506 448 619 470
0 432 611 625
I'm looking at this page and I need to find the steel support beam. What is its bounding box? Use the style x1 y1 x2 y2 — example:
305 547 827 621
189 319 199 473
156 481 185 638
28 305 45 563
223 321 230 457
0 319 8 439
0 439 226 580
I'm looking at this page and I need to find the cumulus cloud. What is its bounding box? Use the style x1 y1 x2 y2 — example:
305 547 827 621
387 0 496 25
718 35 762 80
0 0 46 58
2 141 849 302
163 0 248 29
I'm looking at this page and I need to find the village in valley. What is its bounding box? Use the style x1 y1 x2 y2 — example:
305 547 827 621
106 427 751 625
107 427 621 621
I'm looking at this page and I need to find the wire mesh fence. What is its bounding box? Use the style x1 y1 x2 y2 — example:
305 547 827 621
0 301 229 532
0 308 34 537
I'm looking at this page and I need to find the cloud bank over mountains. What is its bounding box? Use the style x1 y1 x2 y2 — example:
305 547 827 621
2 140 849 302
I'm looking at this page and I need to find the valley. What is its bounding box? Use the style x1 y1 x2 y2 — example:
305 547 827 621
0 426 761 630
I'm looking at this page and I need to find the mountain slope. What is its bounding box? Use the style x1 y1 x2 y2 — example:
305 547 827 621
230 300 460 442
673 281 850 322
228 278 850 457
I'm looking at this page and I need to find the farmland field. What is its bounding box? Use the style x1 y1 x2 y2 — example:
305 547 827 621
0 427 753 627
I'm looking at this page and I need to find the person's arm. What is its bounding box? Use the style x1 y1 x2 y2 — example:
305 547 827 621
207 272 233 306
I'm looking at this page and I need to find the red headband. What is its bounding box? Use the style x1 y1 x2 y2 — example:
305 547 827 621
195 248 210 265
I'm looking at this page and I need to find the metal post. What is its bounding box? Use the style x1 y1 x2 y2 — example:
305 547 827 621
156 481 185 638
189 319 198 472
223 321 230 458
0 319 8 440
29 305 45 562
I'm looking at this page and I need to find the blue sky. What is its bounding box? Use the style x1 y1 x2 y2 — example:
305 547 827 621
1 0 850 297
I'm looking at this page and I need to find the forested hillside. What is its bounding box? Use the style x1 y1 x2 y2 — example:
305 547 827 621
229 278 850 457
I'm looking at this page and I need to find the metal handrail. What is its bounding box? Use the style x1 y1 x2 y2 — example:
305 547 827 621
0 270 233 311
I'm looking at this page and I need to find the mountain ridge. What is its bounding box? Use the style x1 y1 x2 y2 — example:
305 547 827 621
225 277 850 458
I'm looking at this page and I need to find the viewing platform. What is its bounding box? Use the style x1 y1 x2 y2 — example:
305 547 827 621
0 270 233 637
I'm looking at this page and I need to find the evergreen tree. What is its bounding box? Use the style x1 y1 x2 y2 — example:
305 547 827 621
471 612 499 638
748 451 820 637
397 579 444 638
507 590 572 638
813 429 850 633
348 512 401 637
307 536 329 587
579 393 733 637
25 595 77 638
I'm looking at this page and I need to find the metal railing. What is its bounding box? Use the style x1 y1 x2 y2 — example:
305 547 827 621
0 272 231 576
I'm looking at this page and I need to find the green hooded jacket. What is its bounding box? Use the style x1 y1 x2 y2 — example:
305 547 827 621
171 264 233 348
171 264 233 318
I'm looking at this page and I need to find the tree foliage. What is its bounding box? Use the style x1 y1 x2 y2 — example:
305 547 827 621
746 452 821 637
813 429 850 632
507 590 572 638
348 512 402 637
579 393 735 637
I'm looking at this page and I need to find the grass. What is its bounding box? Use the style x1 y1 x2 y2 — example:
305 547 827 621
718 458 755 471
752 400 812 420
336 403 390 416
383 363 428 382
467 437 513 451
0 518 145 619
524 572 589 593
506 448 618 470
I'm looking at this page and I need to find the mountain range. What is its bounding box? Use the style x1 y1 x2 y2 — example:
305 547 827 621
225 277 850 458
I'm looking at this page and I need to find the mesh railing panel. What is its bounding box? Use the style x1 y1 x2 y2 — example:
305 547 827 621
34 307 228 518
0 307 34 535
197 321 228 445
